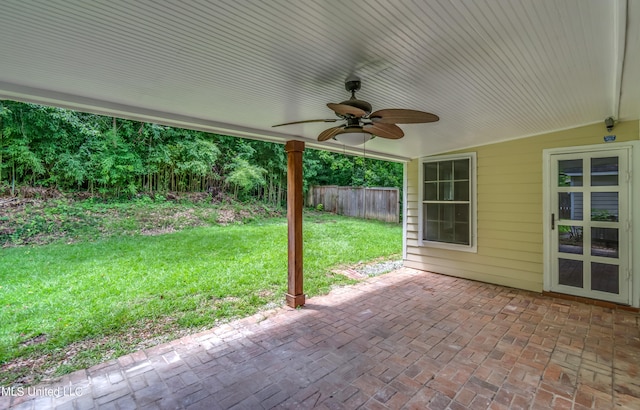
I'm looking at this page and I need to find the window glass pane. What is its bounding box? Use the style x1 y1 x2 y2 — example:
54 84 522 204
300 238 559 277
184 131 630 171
558 159 582 187
426 221 439 241
439 161 453 180
558 192 583 220
591 157 618 186
454 181 469 201
455 223 469 245
439 225 454 242
439 181 453 201
591 228 618 258
558 225 582 255
424 182 437 200
591 192 618 222
453 159 469 180
455 204 469 223
424 162 438 181
426 203 439 221
591 263 619 294
440 203 454 222
559 259 583 288
439 204 455 242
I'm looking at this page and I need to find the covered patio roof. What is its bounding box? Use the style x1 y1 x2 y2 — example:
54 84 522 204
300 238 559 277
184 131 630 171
1 0 640 161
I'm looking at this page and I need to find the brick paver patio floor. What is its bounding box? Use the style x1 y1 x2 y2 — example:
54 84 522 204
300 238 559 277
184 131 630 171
2 268 639 409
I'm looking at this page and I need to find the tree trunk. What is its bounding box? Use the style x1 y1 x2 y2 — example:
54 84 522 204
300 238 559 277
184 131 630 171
0 120 3 188
11 161 15 196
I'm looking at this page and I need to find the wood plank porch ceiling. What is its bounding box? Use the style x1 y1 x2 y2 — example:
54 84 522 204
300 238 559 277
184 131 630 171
1 0 638 160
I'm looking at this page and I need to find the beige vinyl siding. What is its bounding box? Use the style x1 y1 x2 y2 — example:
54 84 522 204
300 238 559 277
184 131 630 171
405 120 640 292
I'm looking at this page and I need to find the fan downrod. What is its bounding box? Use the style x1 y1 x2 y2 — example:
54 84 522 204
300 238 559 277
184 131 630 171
341 75 372 113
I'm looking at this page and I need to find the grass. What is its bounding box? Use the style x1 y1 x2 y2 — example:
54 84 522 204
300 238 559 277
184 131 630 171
0 212 401 385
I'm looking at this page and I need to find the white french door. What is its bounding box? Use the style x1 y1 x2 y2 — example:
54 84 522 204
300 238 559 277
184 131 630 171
547 147 631 304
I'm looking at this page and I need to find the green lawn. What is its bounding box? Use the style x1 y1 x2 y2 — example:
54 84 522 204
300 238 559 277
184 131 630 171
0 213 401 384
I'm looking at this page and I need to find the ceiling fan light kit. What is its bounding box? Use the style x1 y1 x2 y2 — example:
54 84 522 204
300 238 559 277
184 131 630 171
334 130 373 146
272 76 439 142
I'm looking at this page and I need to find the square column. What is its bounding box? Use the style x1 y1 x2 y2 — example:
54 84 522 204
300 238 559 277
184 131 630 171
285 140 305 307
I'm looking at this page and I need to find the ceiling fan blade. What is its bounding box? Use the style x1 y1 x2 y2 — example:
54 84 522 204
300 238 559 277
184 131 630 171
318 126 346 141
363 123 405 139
327 103 366 117
369 109 439 124
272 118 338 127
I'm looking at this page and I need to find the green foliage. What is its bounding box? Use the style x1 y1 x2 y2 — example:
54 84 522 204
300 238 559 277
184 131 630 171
558 173 571 187
225 157 267 199
591 209 614 221
0 101 402 200
303 148 403 189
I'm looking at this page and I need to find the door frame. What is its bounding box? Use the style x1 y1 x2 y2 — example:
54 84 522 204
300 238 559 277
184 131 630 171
543 141 639 307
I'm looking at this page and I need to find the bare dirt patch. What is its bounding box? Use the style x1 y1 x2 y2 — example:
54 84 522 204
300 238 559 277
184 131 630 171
19 334 48 347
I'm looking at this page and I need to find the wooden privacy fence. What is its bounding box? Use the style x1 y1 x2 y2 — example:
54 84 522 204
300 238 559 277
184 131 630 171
307 186 399 223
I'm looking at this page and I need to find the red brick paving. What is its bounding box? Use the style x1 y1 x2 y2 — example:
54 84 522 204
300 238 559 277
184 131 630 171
2 268 639 409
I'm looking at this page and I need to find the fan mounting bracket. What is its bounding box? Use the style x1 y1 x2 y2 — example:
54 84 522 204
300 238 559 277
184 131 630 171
345 77 361 93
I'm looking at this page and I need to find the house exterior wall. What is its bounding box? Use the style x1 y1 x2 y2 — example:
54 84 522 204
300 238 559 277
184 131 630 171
404 120 640 292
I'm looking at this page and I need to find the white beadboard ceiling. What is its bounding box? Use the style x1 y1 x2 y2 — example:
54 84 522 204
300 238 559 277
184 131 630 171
0 0 638 161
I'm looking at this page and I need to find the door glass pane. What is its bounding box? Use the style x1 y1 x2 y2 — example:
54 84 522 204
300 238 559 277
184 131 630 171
591 228 619 258
559 226 582 254
424 162 438 181
559 159 583 187
591 263 619 294
591 192 618 222
558 192 583 220
591 157 618 186
559 258 583 288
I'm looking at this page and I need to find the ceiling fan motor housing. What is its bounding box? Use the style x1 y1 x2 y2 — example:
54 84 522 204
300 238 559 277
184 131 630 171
340 98 372 114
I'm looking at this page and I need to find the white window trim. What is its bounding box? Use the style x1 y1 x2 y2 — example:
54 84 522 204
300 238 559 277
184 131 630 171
418 152 477 253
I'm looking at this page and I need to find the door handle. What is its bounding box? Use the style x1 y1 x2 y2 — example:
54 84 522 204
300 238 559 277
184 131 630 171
551 213 555 230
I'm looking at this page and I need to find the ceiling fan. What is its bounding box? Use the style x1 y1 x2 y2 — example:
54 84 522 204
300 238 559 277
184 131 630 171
272 75 439 142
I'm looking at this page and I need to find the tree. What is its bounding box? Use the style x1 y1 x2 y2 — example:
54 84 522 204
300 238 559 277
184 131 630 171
225 157 266 199
0 101 403 200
